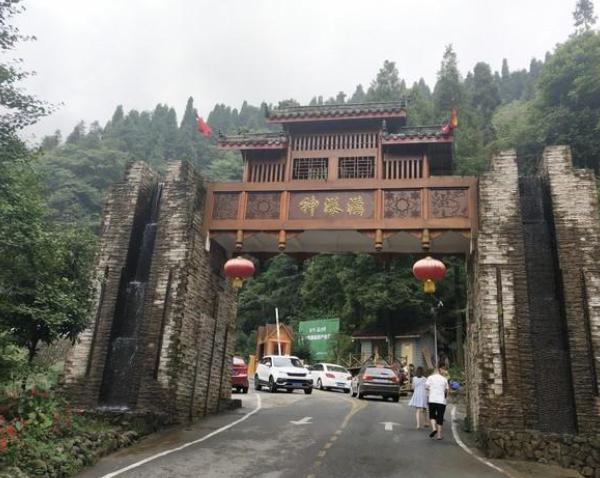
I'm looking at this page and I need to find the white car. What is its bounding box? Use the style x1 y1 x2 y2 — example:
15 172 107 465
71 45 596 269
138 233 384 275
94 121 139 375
309 363 352 393
254 355 313 394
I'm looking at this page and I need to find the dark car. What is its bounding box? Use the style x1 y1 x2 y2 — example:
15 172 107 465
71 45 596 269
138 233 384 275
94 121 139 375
231 356 249 393
351 366 400 402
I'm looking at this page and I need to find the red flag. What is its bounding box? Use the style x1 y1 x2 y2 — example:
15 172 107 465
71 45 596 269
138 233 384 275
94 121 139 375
197 116 213 137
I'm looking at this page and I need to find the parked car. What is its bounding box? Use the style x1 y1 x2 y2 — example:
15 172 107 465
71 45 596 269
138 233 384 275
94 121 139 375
255 355 313 394
231 356 249 393
351 365 400 402
309 363 352 393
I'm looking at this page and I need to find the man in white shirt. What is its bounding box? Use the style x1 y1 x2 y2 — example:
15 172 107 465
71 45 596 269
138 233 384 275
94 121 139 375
425 365 449 440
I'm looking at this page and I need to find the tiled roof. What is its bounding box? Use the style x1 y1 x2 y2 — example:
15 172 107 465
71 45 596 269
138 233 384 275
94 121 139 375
267 101 408 122
382 125 452 143
217 132 288 150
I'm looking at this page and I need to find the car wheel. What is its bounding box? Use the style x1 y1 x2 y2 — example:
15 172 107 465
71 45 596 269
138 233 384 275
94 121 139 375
358 388 364 399
391 394 399 402
242 387 248 394
269 376 277 393
286 389 294 393
254 375 261 391
317 378 323 390
304 387 313 395
344 388 350 394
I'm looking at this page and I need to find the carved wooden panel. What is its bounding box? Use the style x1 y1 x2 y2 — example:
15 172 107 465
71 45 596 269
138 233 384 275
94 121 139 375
245 192 281 219
289 191 374 219
212 192 239 220
384 190 421 218
430 188 469 218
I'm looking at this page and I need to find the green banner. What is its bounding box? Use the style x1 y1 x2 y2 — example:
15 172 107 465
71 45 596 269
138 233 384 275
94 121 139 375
298 318 339 361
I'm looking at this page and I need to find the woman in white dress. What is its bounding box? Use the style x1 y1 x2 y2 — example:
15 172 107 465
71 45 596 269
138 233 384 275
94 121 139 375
408 366 428 429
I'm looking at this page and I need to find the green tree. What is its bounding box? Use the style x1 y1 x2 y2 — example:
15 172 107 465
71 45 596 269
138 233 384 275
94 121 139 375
0 1 51 143
470 62 501 123
433 45 464 119
535 31 600 172
366 60 406 102
176 97 210 170
573 0 597 31
349 84 366 103
0 149 96 362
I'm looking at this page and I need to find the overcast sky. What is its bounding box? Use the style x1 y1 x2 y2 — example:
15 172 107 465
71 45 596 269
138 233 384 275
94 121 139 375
13 0 589 140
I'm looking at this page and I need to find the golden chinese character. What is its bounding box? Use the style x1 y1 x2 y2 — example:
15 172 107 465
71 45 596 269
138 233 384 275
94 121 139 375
346 196 365 216
299 195 320 216
323 196 342 215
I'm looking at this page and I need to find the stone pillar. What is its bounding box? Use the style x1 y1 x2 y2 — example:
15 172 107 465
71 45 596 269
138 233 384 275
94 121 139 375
134 161 237 421
63 162 159 407
64 161 237 422
541 146 600 433
467 150 536 431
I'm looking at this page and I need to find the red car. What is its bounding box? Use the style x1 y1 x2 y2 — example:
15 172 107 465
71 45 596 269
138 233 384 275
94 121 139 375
232 356 249 393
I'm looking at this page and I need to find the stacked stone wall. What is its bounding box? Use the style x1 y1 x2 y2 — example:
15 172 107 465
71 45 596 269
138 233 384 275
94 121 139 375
63 162 158 407
481 429 600 477
542 146 600 433
64 161 236 422
130 161 236 421
468 150 536 431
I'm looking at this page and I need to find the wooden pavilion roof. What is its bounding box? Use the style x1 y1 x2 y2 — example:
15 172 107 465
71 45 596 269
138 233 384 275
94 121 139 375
266 101 408 123
382 125 453 145
217 131 288 150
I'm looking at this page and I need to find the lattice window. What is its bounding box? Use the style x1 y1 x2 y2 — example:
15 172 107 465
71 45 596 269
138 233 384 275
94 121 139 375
292 157 328 180
338 156 375 179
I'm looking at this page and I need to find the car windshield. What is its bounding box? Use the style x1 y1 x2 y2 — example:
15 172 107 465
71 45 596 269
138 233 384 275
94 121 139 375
365 367 394 376
233 357 245 365
327 365 348 373
273 357 303 368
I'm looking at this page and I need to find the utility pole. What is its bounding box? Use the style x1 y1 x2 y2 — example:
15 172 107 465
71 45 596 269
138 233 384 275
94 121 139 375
275 307 282 355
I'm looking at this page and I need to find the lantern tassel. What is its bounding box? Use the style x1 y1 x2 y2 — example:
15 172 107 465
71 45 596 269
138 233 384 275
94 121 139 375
423 279 436 294
232 277 243 289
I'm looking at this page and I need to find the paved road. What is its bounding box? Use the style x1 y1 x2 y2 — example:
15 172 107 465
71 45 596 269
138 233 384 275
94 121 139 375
78 386 506 478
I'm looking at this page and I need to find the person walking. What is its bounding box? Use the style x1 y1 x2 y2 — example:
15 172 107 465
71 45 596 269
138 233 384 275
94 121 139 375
426 364 449 440
408 366 428 429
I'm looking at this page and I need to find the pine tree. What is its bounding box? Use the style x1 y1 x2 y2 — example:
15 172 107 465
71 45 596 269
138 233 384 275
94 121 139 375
176 97 210 170
366 61 406 102
66 121 86 144
433 45 464 119
470 62 500 122
349 85 366 103
573 0 597 31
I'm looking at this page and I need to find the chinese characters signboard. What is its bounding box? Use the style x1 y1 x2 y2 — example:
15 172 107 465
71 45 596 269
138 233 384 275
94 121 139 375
289 192 374 220
298 318 340 360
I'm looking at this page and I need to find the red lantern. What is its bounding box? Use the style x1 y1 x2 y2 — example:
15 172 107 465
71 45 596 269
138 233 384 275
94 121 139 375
412 256 446 294
224 256 255 289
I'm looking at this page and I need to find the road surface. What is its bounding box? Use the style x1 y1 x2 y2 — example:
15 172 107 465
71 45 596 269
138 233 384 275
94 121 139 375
77 385 507 478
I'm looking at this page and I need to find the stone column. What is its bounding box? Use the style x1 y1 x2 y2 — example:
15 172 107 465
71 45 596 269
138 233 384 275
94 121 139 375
541 146 600 433
63 162 159 407
467 150 536 431
134 161 237 422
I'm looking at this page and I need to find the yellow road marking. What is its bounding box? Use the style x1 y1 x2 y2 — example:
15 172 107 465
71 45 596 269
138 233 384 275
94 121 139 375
306 398 368 478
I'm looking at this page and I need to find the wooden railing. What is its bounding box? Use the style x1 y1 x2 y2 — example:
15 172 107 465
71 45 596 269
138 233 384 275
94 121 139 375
247 161 285 183
383 155 423 179
291 132 378 151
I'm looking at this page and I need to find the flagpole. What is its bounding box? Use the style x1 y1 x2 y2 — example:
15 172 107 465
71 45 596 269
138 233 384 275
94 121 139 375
275 307 282 356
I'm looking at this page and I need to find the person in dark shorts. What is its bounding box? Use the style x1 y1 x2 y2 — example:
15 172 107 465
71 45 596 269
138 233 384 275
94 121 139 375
425 364 449 440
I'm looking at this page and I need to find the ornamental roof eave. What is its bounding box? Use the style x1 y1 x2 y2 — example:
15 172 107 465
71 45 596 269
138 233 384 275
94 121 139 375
381 125 454 145
217 132 288 150
266 101 408 123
